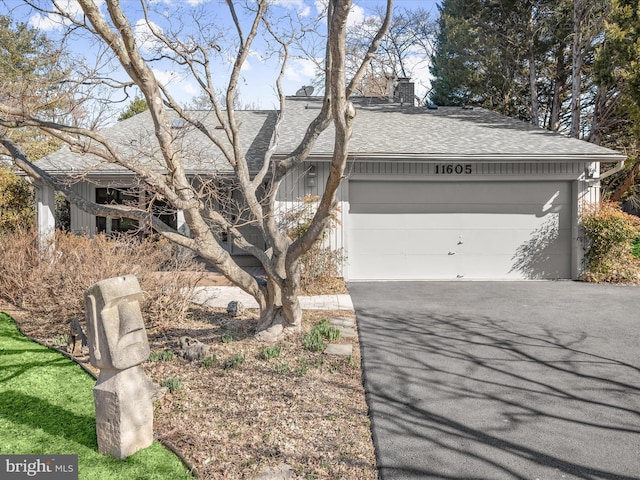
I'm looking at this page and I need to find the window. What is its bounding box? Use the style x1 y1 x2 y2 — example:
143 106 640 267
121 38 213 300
95 187 138 234
95 187 178 235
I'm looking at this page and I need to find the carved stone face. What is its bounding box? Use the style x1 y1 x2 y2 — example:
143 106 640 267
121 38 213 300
85 275 150 370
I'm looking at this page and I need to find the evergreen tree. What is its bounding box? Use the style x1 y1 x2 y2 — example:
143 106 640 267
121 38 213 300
0 16 65 161
118 96 149 121
429 0 483 106
594 0 640 200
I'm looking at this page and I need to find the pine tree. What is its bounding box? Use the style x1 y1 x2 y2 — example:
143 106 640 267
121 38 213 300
594 0 640 201
429 0 483 106
118 96 149 121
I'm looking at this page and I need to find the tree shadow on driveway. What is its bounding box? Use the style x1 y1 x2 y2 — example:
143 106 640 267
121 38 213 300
350 283 640 480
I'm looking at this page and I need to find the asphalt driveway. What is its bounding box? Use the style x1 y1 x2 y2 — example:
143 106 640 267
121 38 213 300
348 281 640 480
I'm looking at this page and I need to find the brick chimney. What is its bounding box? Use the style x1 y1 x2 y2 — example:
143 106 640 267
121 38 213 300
394 78 415 106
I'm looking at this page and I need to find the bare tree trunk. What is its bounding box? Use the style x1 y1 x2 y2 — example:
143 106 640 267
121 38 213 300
609 161 639 202
528 11 539 127
529 47 539 126
570 0 584 138
549 44 568 132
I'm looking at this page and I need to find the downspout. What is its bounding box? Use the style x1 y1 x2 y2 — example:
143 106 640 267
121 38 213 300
598 159 626 180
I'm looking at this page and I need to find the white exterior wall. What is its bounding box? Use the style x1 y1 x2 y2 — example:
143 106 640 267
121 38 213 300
70 182 96 234
275 161 347 253
64 159 601 279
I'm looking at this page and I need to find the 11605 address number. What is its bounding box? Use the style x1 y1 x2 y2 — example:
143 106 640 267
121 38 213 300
433 163 473 174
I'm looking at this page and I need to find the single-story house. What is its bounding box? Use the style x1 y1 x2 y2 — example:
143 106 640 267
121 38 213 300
32 88 626 281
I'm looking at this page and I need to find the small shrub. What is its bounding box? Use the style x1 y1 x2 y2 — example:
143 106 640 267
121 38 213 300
52 334 69 347
272 362 290 374
161 377 182 393
633 238 640 258
314 319 341 343
279 195 345 294
294 357 310 376
0 167 34 232
200 355 218 368
0 230 205 327
302 330 325 352
580 202 640 283
260 345 282 361
221 333 234 344
302 319 341 352
148 350 174 362
223 353 245 370
328 362 341 373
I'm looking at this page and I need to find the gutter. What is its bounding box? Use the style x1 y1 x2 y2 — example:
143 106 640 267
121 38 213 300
276 153 627 163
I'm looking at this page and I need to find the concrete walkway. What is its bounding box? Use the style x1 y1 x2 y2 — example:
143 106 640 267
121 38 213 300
189 286 354 311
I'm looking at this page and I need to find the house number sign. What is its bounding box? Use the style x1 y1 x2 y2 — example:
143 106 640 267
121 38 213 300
433 163 473 175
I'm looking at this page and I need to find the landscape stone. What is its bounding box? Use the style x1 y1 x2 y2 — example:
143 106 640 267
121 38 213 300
333 325 355 339
227 300 245 317
67 317 88 355
85 275 156 460
179 335 210 361
324 343 353 356
329 317 355 328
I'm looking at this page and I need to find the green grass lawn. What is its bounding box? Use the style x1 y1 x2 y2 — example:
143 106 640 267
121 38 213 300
0 311 193 480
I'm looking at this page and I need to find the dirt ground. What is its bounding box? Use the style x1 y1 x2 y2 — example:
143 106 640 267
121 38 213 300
2 301 377 480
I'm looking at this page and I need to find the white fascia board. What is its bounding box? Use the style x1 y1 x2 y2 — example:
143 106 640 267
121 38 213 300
282 153 627 163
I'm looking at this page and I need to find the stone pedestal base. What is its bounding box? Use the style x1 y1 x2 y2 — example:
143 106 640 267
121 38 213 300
93 366 154 459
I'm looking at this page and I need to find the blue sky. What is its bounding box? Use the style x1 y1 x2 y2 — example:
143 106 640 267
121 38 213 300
7 0 440 112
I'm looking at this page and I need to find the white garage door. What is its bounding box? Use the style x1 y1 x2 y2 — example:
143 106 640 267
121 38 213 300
347 180 572 280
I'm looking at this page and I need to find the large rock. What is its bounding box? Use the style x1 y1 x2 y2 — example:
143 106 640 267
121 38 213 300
227 300 245 317
67 317 88 355
179 336 210 362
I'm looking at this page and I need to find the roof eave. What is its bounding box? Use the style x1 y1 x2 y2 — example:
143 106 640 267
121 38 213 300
277 152 627 163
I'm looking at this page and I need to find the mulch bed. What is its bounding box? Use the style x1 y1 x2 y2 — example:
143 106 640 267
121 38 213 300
1 301 377 480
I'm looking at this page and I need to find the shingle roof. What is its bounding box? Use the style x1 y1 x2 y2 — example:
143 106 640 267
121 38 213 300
275 96 625 162
37 96 624 177
36 109 277 176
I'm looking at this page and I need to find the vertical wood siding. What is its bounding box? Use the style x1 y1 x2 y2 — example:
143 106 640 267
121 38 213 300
70 182 95 234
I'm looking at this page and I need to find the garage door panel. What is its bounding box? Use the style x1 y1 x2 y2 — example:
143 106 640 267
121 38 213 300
350 211 570 230
456 254 569 279
351 203 570 217
347 180 572 280
349 254 464 280
349 181 570 208
350 228 456 254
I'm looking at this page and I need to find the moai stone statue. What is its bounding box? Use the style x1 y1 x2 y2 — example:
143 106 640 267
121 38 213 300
85 275 156 460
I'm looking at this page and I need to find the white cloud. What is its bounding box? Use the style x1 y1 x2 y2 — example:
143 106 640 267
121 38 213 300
134 18 165 54
347 3 365 27
151 68 200 104
241 59 253 72
272 0 311 17
29 12 61 31
29 0 104 31
313 0 329 17
402 55 432 101
249 50 266 63
284 58 318 83
150 0 210 5
152 68 182 86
